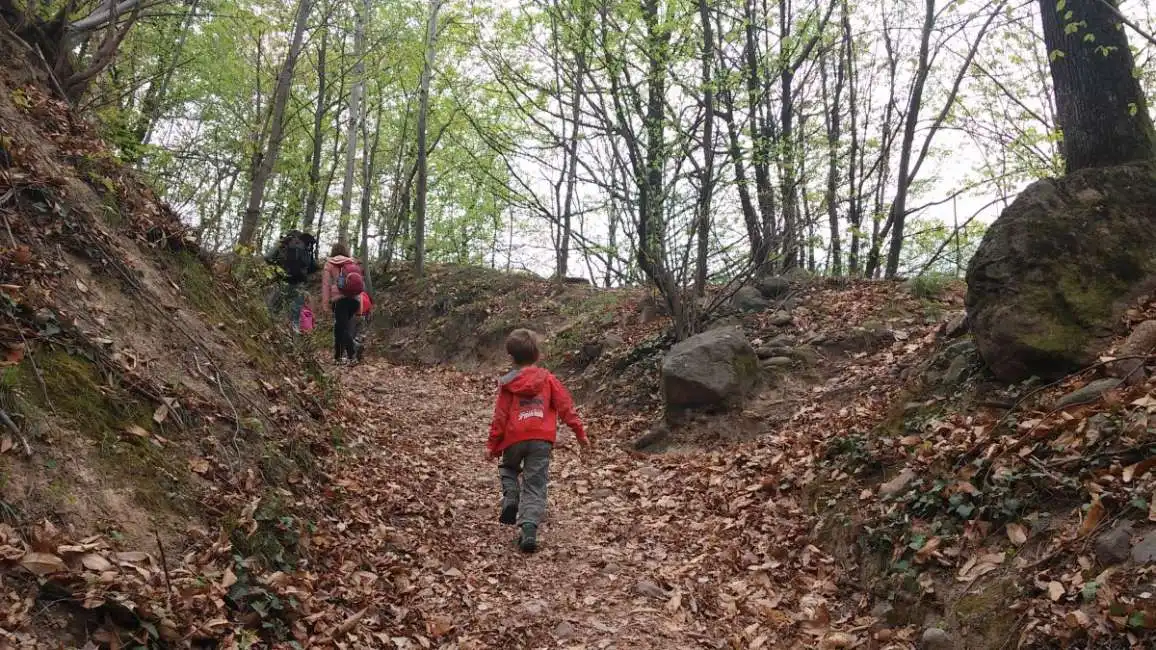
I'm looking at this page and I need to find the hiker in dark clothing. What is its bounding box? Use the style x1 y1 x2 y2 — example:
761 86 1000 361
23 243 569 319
264 230 318 333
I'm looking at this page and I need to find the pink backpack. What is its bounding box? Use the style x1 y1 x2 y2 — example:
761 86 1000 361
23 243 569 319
299 306 314 333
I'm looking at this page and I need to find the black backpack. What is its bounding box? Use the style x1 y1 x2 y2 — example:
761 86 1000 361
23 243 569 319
279 231 317 282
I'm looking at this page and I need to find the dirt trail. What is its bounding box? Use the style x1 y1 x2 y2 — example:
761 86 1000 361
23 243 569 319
318 360 823 649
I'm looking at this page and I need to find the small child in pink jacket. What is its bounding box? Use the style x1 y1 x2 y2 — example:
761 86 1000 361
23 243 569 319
299 294 315 334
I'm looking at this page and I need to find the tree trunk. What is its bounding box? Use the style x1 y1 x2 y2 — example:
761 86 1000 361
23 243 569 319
338 0 367 247
237 0 314 247
359 95 383 291
822 21 846 276
844 1 861 275
882 0 934 279
131 0 200 158
302 21 329 232
413 0 443 277
1038 0 1156 172
694 0 715 296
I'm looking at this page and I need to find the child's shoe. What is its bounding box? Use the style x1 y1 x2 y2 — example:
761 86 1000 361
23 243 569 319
499 502 517 525
519 523 539 553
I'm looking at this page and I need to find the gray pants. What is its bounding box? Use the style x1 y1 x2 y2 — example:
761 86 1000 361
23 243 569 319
499 440 552 526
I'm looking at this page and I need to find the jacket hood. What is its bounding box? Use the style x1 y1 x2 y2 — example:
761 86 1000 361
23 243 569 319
326 255 355 266
500 366 548 396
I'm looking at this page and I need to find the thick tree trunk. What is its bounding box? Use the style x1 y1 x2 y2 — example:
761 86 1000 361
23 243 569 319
1038 0 1156 172
238 0 314 247
413 0 443 277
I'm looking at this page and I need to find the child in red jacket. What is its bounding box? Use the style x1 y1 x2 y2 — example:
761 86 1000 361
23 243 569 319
488 329 588 552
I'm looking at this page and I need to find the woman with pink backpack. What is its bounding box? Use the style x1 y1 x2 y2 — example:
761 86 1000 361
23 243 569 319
320 243 365 365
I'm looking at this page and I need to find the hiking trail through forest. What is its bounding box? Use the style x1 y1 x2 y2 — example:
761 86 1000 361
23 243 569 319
318 359 827 649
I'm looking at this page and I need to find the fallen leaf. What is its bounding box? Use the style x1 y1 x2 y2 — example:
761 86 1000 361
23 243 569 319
81 553 114 572
189 457 210 474
1123 456 1156 483
20 552 66 576
1079 496 1105 537
426 614 453 638
1006 523 1028 546
1 435 12 454
915 536 942 563
13 246 31 265
1065 609 1091 628
2 344 23 366
220 567 237 589
1048 581 1065 601
153 404 169 424
125 424 150 438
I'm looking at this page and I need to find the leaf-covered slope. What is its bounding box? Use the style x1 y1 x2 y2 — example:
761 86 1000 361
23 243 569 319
0 42 331 647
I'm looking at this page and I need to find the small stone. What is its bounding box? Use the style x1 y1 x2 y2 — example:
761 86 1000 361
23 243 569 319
520 599 549 617
941 355 971 386
1095 523 1134 565
921 627 952 650
879 469 916 498
870 600 897 624
786 346 818 365
942 312 969 339
769 311 793 327
1056 378 1123 409
761 356 794 368
1132 530 1156 564
634 579 668 600
941 339 978 362
553 621 576 639
1108 320 1156 385
766 334 796 347
755 345 790 359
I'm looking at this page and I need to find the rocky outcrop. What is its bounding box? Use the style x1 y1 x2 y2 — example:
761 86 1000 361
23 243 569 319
966 163 1156 382
661 327 758 411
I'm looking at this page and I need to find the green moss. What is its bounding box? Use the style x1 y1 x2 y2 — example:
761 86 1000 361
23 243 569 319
9 349 152 436
7 348 192 516
170 251 278 372
733 353 760 384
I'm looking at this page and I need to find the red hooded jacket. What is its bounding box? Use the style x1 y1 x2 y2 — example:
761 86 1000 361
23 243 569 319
488 366 586 455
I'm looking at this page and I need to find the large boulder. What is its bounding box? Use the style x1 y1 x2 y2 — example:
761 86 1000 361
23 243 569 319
755 275 791 299
965 163 1156 382
661 327 758 411
731 286 770 312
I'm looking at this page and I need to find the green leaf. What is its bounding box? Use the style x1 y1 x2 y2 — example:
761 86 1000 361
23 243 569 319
1081 581 1099 601
1056 0 1066 11
1083 33 1095 43
1049 49 1066 62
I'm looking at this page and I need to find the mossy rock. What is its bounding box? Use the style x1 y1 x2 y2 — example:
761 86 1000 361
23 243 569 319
966 162 1156 381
